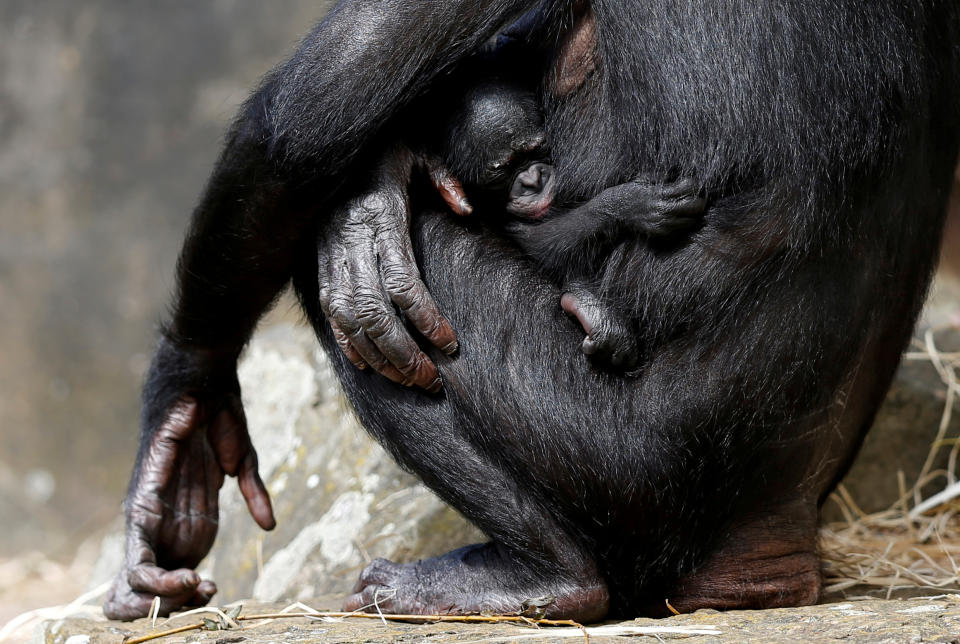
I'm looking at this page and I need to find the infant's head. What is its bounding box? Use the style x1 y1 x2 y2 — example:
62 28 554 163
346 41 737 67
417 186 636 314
442 79 556 219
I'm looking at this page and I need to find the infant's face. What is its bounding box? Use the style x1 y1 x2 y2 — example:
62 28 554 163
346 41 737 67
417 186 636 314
447 81 556 218
469 129 555 219
471 116 555 219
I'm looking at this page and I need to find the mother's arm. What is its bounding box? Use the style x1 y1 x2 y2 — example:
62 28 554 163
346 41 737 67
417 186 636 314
104 0 546 620
174 0 544 382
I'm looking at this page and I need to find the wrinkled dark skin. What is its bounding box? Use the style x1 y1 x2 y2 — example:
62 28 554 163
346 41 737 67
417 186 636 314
342 543 608 621
318 146 463 391
105 397 274 620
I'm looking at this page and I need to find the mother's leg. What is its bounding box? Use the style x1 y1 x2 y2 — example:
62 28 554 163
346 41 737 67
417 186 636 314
296 214 614 621
295 193 940 618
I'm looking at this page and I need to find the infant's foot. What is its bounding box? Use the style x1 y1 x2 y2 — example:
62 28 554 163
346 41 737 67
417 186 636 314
561 284 638 371
602 175 706 238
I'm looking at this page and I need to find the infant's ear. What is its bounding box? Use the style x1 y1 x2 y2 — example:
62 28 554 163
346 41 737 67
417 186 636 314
425 157 473 216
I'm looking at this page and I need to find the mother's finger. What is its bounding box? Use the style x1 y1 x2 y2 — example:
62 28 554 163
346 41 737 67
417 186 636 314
318 243 367 371
349 235 441 392
238 450 276 530
128 564 201 597
186 580 217 608
136 399 200 498
329 317 367 370
322 238 407 384
105 572 208 621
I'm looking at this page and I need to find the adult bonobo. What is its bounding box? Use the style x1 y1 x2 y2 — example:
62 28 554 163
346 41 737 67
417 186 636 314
104 0 960 622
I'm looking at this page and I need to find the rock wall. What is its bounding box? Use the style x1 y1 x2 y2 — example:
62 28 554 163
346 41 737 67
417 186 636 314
0 0 327 559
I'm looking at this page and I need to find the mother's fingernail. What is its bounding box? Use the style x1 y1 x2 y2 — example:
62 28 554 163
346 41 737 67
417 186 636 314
427 378 443 393
442 340 459 355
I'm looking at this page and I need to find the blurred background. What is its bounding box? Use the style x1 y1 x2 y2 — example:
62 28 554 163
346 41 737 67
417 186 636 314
0 0 327 622
2 0 960 634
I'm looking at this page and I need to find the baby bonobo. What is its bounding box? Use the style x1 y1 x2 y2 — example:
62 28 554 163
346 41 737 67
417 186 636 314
440 79 705 370
324 78 705 373
435 77 706 370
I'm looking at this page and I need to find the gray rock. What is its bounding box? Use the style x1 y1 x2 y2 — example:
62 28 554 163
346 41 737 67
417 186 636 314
39 595 960 643
200 324 482 605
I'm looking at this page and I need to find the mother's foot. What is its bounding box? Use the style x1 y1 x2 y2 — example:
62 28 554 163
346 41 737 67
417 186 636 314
343 543 609 622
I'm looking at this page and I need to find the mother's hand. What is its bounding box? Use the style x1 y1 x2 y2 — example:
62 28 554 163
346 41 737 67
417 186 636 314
104 395 274 620
317 147 471 392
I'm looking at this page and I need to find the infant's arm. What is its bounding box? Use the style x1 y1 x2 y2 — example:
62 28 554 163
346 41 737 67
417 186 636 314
509 175 705 265
506 175 705 374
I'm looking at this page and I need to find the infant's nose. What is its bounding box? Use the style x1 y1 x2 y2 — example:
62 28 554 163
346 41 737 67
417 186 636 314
518 163 552 193
520 165 542 189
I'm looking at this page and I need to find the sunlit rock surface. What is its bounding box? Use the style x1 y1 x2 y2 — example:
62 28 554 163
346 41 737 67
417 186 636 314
200 325 482 604
40 594 960 643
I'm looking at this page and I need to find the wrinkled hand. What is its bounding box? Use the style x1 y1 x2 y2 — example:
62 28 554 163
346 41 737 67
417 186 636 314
104 396 275 620
317 147 469 392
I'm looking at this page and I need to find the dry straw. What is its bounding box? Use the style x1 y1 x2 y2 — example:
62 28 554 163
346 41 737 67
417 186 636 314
821 327 960 598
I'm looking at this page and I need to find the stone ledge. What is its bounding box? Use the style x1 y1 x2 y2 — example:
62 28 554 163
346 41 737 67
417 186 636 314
40 595 960 643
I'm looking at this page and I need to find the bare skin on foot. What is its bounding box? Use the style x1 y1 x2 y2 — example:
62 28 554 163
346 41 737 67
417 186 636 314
343 543 609 622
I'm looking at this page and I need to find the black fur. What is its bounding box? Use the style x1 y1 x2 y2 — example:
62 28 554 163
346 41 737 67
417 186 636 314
411 65 707 370
138 0 959 619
